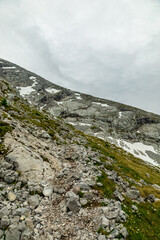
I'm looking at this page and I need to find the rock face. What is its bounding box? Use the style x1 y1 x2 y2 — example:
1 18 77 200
0 58 160 166
0 60 160 239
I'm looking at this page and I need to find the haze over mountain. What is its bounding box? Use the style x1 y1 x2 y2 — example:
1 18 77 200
0 0 160 114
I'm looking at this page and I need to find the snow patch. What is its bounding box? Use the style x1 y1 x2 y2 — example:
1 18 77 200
29 76 36 80
57 102 63 105
79 123 92 126
76 96 82 100
67 122 76 126
119 112 122 118
46 87 61 94
17 77 38 97
3 66 16 69
108 137 159 167
92 102 109 107
18 86 35 96
75 93 82 100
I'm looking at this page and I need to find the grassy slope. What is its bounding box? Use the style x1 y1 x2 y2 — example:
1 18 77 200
0 80 160 240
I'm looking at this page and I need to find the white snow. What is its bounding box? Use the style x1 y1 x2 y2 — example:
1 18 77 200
57 102 63 105
108 137 159 167
67 122 91 127
29 76 36 80
46 87 61 94
79 123 92 126
18 86 35 96
67 122 76 126
15 70 20 73
75 93 82 100
76 96 82 100
92 102 109 107
3 66 16 69
17 77 38 97
119 112 122 118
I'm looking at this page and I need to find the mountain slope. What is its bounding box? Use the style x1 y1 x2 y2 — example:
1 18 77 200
0 58 160 167
0 75 160 239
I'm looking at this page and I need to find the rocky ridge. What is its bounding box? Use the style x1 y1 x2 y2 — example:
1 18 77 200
0 61 160 240
0 63 160 239
0 58 160 166
0 79 129 239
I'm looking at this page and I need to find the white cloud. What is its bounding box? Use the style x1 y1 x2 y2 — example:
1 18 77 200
0 0 160 114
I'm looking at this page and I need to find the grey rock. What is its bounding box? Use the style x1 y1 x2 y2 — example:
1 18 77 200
1 162 13 170
4 175 16 184
5 224 21 240
5 155 19 169
109 219 116 231
126 188 140 200
131 205 138 212
73 172 82 180
79 182 90 191
67 198 81 213
0 216 10 229
14 208 30 216
66 191 79 200
80 198 88 206
83 192 93 201
21 230 32 240
108 229 119 239
39 130 51 139
97 182 103 187
43 185 53 197
146 194 155 203
105 209 119 220
0 207 9 219
120 227 128 239
0 230 4 238
7 192 16 202
98 235 106 240
101 216 109 228
152 184 160 191
28 195 39 208
18 222 27 232
140 179 147 185
118 210 127 222
114 191 124 202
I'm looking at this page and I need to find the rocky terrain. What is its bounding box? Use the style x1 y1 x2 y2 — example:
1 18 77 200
0 58 160 167
0 60 160 239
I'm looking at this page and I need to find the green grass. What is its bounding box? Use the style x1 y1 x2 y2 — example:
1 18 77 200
94 171 116 198
122 198 160 240
0 98 8 107
0 121 12 138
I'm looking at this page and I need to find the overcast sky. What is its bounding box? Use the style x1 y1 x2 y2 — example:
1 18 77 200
0 0 160 114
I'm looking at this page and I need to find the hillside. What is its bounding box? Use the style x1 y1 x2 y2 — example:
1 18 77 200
0 62 160 239
0 58 160 168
